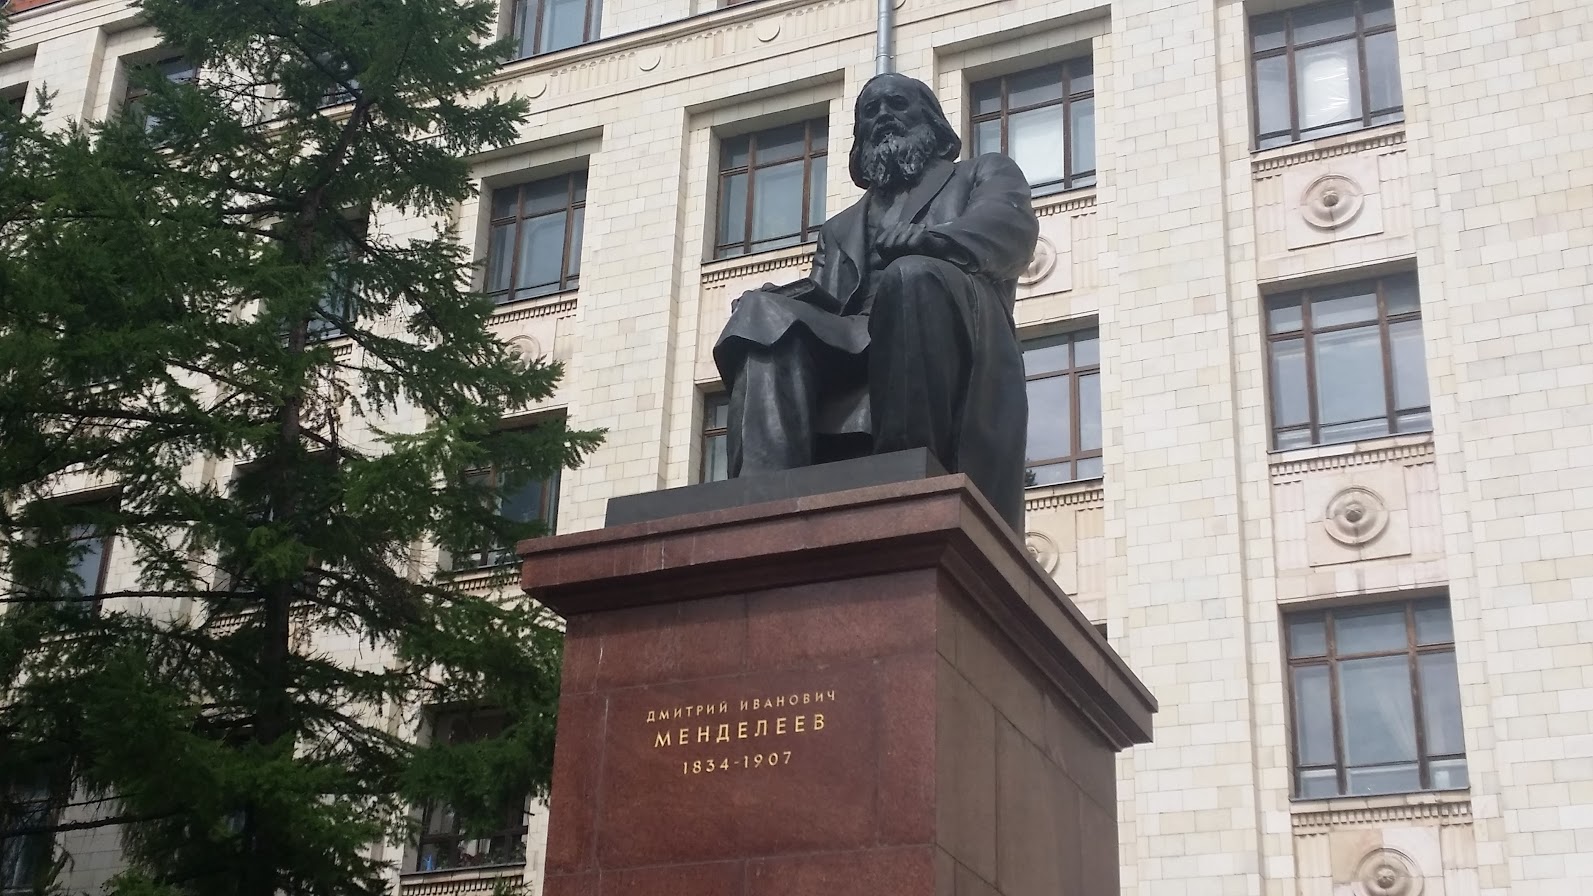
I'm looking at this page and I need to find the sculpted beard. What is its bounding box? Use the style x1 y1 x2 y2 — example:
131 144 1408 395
860 122 940 190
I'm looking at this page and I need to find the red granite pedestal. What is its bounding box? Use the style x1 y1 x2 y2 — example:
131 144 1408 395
519 475 1155 896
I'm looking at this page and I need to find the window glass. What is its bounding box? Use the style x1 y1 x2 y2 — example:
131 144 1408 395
1365 31 1403 112
539 0 589 53
1251 12 1287 51
516 212 567 293
1022 337 1071 376
1340 655 1418 767
1333 604 1407 653
1255 56 1291 139
1270 338 1309 429
513 0 597 58
1078 372 1102 452
750 160 804 243
1313 327 1385 427
1024 376 1071 463
1414 599 1453 645
755 123 810 164
1006 66 1064 109
1069 97 1096 181
1296 41 1362 130
1292 0 1357 42
1008 107 1067 186
1287 615 1328 658
1389 319 1428 411
1291 665 1335 766
1362 0 1396 28
1418 652 1466 755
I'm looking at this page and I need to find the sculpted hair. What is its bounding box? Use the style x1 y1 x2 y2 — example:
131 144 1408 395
848 73 963 189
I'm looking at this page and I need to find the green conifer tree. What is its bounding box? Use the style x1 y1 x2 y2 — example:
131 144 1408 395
0 2 600 893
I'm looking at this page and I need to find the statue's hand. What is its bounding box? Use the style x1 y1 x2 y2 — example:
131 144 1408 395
874 222 933 261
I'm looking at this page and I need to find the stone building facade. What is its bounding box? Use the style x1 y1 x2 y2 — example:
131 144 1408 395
4 0 1591 894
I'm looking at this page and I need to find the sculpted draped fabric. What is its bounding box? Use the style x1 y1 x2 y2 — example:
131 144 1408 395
713 76 1039 533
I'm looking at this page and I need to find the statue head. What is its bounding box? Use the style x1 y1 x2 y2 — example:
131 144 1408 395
849 72 962 191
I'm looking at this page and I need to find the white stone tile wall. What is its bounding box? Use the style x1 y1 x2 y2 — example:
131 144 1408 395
6 0 1592 892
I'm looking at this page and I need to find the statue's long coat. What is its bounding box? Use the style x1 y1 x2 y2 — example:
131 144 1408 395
714 153 1039 530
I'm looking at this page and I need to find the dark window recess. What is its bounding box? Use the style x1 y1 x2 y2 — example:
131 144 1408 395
450 461 560 571
0 778 55 892
714 119 828 260
308 220 366 341
415 712 528 872
1286 597 1468 799
1251 0 1403 149
970 57 1095 195
1022 329 1102 487
27 501 116 614
315 52 360 108
217 458 330 601
484 171 587 305
124 56 197 131
1266 271 1429 450
700 393 730 483
510 0 601 60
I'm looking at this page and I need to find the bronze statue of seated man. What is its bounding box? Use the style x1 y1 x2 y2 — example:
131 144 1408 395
713 73 1039 532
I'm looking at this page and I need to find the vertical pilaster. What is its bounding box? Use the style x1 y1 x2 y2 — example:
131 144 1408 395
1104 0 1263 893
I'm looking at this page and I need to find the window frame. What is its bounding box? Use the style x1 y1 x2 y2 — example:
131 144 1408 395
712 118 829 260
414 710 529 873
483 170 587 306
0 776 59 893
508 0 602 61
450 457 561 572
1249 0 1403 150
307 216 368 341
123 55 197 127
699 393 730 483
968 57 1096 196
1284 596 1467 799
1021 328 1102 487
24 498 117 614
1264 272 1429 450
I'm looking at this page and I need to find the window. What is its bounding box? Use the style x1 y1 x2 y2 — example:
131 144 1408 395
27 501 115 613
0 89 25 164
123 56 196 130
308 221 366 341
216 459 327 600
1286 597 1467 798
1251 0 1403 149
484 171 586 305
509 0 600 59
700 393 730 483
1022 330 1101 486
1265 271 1429 450
450 459 559 571
0 778 54 893
315 53 360 109
416 711 528 872
970 58 1095 195
714 119 828 260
